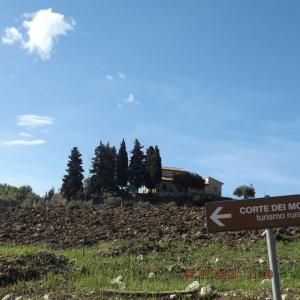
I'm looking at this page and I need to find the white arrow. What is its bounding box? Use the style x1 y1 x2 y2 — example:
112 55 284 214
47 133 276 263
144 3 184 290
210 207 232 227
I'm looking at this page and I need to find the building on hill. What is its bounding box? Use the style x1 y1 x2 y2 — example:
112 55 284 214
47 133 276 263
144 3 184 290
204 176 223 197
145 166 223 197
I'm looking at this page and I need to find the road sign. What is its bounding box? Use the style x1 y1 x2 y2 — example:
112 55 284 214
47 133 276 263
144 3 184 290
206 194 300 233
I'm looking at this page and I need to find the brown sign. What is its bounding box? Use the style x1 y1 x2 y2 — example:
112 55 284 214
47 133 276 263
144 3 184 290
206 194 300 233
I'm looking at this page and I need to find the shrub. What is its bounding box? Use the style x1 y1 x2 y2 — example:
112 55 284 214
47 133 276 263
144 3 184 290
103 197 123 207
135 201 152 208
45 193 67 208
67 200 94 208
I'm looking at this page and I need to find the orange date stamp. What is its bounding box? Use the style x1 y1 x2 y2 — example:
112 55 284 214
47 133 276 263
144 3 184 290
185 269 273 280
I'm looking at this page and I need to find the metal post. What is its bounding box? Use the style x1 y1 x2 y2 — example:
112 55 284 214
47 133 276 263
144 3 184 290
266 228 281 300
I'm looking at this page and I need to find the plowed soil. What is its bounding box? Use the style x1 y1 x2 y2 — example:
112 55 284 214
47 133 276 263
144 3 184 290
0 207 299 248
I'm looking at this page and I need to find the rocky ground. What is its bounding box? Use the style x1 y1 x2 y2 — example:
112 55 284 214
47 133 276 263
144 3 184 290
0 207 299 249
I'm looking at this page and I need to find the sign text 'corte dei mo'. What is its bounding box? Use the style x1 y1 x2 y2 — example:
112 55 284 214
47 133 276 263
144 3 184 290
206 194 300 233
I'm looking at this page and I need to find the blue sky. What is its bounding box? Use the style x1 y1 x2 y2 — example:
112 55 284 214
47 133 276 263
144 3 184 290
1 1 300 197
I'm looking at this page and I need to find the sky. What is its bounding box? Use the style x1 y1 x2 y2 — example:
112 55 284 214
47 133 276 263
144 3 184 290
1 1 300 198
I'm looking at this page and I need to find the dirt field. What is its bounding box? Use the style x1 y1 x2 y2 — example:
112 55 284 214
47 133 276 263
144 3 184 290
0 207 299 249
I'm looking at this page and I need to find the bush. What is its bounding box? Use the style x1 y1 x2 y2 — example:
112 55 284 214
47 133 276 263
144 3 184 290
67 200 94 208
45 193 67 208
103 197 123 207
135 201 152 208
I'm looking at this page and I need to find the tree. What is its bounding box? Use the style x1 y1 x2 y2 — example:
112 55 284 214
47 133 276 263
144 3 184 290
0 184 40 208
44 187 55 202
90 142 104 195
116 139 129 189
102 144 117 192
17 185 33 202
61 147 84 201
90 142 117 194
129 139 145 193
233 184 255 199
144 146 155 191
144 145 162 192
173 171 204 193
189 172 205 190
153 146 162 187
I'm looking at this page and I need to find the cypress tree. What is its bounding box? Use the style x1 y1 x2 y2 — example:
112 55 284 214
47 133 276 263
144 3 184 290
144 146 155 192
89 142 104 195
61 147 84 201
117 139 128 189
144 145 162 193
153 146 162 188
102 143 117 192
129 139 145 193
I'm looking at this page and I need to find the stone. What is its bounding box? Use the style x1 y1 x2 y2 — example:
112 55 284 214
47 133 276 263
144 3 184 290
137 254 144 261
281 294 289 300
194 231 202 238
2 295 14 300
261 279 271 284
111 275 126 290
258 258 265 264
185 281 200 292
43 295 50 300
200 284 214 297
214 257 219 263
169 294 177 299
148 272 155 278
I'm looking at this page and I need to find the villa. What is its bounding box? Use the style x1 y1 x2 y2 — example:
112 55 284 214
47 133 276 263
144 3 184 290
147 166 223 197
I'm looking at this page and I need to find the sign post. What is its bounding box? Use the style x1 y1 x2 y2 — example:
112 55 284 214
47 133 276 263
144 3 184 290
266 228 281 300
205 194 300 300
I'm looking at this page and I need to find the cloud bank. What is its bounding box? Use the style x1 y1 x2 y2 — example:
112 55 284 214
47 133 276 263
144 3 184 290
17 114 54 127
1 8 75 59
4 139 46 146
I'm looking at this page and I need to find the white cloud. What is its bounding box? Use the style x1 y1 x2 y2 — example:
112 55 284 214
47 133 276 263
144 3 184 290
17 114 54 127
1 27 23 44
4 139 46 146
1 8 75 60
106 74 113 80
18 132 32 137
118 72 126 80
125 93 140 105
118 93 141 108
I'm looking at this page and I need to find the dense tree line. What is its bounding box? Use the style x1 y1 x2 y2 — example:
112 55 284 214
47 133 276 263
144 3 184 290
0 184 41 207
61 138 162 201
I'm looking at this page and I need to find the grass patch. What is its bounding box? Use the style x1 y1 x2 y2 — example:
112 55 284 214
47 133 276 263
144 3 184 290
0 239 299 298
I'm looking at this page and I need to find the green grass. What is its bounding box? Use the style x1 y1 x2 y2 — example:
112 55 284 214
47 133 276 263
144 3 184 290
0 239 299 298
